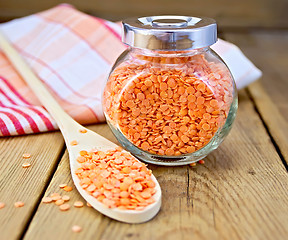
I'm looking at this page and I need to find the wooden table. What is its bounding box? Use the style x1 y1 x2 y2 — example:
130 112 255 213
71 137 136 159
1 1 288 239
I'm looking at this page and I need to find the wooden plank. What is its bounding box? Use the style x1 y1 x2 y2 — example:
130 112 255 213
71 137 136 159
0 131 64 240
224 31 288 165
22 124 118 240
0 0 288 28
24 91 288 240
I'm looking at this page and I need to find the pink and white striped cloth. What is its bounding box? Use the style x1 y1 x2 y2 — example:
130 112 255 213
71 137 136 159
0 5 262 137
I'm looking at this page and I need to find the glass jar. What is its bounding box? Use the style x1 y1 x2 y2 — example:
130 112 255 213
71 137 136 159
103 16 237 165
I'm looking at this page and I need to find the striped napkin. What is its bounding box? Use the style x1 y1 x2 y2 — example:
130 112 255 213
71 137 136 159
0 5 262 137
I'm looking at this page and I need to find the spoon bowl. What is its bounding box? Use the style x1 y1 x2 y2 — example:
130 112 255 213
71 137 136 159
67 124 162 223
0 31 161 223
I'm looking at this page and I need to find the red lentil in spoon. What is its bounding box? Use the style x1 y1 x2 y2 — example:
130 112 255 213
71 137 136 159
75 147 156 210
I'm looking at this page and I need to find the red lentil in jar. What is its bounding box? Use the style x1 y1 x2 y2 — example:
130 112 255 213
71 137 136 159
103 16 237 165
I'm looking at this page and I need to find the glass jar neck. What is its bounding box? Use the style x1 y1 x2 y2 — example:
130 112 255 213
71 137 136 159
130 46 210 57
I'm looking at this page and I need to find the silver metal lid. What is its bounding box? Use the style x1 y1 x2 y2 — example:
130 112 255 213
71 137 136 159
123 16 217 51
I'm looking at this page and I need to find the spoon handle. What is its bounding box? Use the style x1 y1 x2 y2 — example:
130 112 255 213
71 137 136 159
0 30 81 138
0 31 162 223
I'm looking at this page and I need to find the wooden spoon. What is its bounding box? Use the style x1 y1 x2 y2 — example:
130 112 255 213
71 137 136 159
0 30 161 223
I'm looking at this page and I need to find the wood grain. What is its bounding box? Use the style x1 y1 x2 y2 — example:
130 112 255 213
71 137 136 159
0 131 64 240
224 31 288 165
1 9 288 239
23 92 288 240
0 0 287 28
22 124 118 240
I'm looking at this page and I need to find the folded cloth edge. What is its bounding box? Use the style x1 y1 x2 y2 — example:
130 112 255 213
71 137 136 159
211 38 262 89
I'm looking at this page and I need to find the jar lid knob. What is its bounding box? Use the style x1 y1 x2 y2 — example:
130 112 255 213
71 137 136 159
123 15 217 51
151 18 188 28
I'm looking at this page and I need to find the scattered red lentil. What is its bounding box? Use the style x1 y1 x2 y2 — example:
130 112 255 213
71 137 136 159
0 202 5 209
42 194 73 207
51 195 62 201
198 159 205 164
103 53 233 156
55 199 65 206
63 186 73 192
14 201 24 208
42 197 53 203
70 140 78 146
62 195 70 202
75 147 156 210
189 162 197 167
74 201 84 208
59 184 67 188
22 162 31 168
79 129 87 134
72 225 82 233
86 202 92 207
22 153 31 159
59 203 70 211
